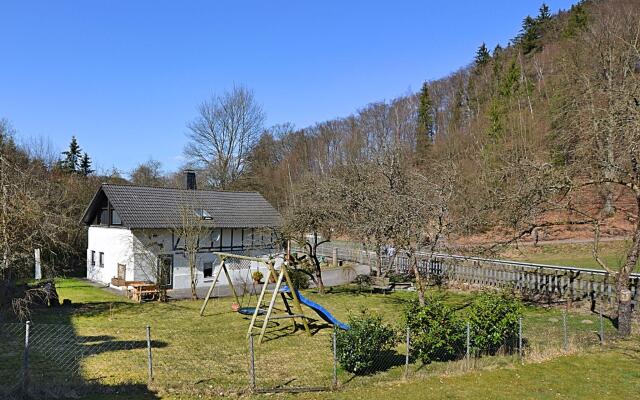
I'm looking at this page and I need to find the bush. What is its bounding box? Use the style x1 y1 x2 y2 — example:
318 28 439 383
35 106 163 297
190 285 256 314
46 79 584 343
353 274 372 289
405 295 466 364
335 311 397 374
288 269 311 290
251 271 263 282
467 291 522 354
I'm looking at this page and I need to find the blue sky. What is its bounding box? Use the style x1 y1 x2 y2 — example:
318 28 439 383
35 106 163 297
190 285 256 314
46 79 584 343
0 0 578 175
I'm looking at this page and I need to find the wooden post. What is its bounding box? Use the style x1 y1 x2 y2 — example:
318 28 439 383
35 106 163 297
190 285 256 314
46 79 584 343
332 247 338 268
146 325 153 384
34 249 41 280
222 263 240 305
281 265 311 336
199 259 226 316
249 335 256 391
258 268 286 343
247 261 276 339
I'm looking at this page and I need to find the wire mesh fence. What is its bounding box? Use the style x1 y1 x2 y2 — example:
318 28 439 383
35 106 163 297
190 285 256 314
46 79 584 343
0 309 616 397
0 322 148 399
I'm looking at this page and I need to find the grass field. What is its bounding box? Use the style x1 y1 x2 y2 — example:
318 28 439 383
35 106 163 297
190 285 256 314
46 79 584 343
502 240 634 271
3 276 631 399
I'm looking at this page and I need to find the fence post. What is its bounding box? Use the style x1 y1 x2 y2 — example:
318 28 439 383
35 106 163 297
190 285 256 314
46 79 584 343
466 321 470 361
146 325 153 384
22 321 30 394
249 335 256 391
332 328 338 389
599 310 605 346
562 310 568 351
404 326 410 378
518 317 523 361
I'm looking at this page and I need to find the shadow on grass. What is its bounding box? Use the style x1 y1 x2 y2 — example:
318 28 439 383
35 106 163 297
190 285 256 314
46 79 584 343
339 350 407 386
1 300 165 400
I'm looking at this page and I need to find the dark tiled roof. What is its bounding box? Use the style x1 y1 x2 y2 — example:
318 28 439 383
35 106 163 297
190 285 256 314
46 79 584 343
82 184 281 229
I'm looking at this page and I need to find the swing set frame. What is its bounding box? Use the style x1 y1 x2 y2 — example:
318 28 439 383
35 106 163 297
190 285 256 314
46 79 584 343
199 252 311 344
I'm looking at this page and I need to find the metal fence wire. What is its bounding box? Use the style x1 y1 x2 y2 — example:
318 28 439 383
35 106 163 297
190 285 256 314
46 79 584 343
245 312 610 394
0 322 148 399
0 310 612 397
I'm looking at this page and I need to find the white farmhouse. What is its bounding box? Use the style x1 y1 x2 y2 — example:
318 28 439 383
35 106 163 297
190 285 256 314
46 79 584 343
81 171 281 292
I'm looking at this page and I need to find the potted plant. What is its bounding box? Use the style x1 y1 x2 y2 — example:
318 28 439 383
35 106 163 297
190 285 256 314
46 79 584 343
252 270 264 284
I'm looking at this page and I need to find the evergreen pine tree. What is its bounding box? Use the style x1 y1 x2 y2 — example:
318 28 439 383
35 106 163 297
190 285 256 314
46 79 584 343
474 43 491 67
59 136 82 173
79 152 94 176
416 82 434 165
537 3 551 22
519 15 540 54
563 3 588 38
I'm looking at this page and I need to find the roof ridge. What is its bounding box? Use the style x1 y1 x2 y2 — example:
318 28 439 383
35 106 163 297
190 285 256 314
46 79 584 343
101 183 261 195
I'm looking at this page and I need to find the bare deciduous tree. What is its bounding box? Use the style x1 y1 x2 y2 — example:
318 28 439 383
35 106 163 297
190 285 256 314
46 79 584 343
130 159 165 187
552 3 640 336
283 177 336 294
185 86 266 189
175 192 208 300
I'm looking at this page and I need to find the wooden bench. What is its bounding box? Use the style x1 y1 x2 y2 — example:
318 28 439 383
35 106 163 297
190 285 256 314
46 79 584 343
370 276 393 294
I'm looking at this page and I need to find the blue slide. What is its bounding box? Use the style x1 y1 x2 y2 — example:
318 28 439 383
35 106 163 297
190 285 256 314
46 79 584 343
281 286 349 330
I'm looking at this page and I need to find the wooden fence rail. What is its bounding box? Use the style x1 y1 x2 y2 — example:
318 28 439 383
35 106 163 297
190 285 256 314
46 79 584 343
306 245 639 305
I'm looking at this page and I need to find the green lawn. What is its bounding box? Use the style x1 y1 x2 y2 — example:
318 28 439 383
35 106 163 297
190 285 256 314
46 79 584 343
503 240 635 271
3 277 634 399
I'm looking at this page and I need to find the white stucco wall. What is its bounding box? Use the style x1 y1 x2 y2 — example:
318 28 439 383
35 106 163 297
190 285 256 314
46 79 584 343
86 226 135 285
88 226 277 291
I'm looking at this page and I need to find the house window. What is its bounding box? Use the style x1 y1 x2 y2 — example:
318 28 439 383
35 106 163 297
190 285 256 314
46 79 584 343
203 262 214 278
221 229 232 249
99 209 108 225
110 209 122 225
233 228 243 250
195 209 213 220
90 251 95 266
212 229 221 248
99 252 104 268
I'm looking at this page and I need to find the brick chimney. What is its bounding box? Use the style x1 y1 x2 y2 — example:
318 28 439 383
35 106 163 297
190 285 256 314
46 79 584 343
184 170 197 190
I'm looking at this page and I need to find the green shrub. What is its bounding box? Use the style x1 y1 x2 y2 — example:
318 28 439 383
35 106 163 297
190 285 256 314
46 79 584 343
288 269 311 290
335 311 397 374
467 291 522 354
405 295 465 364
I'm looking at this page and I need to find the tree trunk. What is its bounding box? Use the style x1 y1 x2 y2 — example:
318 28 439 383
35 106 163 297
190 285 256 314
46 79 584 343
314 264 325 295
617 282 632 337
310 250 325 294
602 185 615 217
189 252 198 300
310 233 325 294
410 252 425 306
616 195 640 336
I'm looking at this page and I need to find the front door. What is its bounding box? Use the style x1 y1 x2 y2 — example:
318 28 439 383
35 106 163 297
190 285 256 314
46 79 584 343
157 255 173 289
117 264 126 280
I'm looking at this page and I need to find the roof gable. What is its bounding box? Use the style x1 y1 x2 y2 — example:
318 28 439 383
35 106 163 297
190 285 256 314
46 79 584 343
82 184 282 229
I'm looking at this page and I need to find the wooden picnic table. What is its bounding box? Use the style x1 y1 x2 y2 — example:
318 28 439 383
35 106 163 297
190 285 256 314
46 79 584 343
128 281 160 303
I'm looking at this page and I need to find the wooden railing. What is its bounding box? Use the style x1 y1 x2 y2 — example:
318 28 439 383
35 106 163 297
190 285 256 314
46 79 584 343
305 244 640 305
